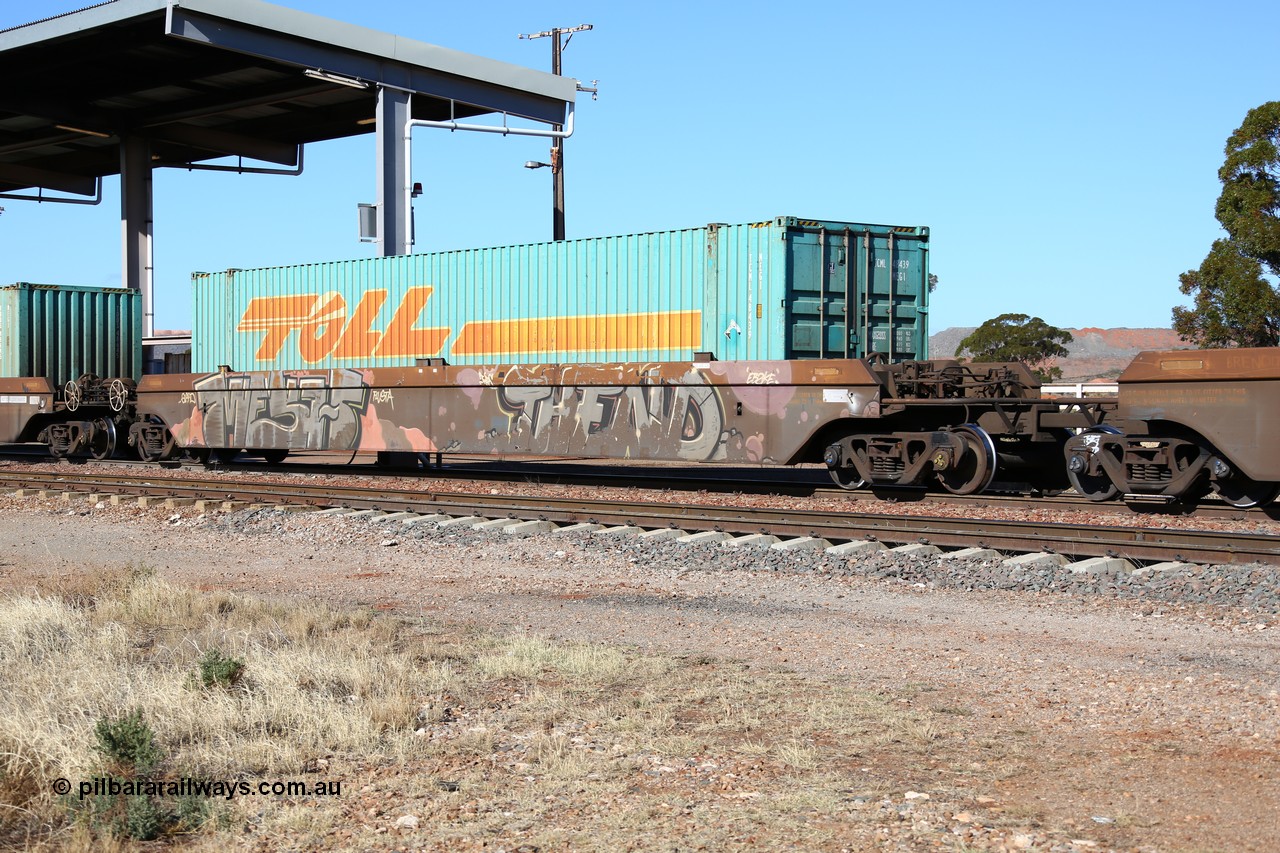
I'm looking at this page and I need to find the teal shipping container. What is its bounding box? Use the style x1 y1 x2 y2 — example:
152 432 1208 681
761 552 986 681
0 283 142 387
192 216 929 372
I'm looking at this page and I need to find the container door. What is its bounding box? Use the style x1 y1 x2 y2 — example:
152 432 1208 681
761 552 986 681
861 229 929 361
784 227 858 359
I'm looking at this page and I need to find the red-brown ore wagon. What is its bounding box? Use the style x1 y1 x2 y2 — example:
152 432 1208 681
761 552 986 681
1064 348 1280 508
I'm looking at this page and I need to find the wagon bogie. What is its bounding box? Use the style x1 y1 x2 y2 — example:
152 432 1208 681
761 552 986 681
129 419 176 463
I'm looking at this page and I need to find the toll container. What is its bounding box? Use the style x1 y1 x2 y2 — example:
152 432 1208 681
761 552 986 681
0 282 141 387
192 216 929 372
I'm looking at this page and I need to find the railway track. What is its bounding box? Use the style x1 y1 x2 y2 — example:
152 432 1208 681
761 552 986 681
3 448 1274 523
3 469 1277 566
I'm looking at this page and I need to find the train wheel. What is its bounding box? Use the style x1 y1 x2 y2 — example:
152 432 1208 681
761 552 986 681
827 465 866 491
1214 475 1280 509
135 428 173 463
1064 426 1121 502
936 425 997 495
823 441 867 491
262 450 288 464
1067 466 1119 502
88 418 117 460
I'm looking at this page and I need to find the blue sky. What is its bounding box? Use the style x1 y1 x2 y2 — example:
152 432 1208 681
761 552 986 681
0 0 1274 333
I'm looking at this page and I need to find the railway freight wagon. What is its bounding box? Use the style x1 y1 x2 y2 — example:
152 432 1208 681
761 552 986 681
191 217 931 371
0 282 141 456
1063 348 1280 507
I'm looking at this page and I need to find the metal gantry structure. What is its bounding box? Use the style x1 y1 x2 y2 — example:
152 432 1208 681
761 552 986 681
0 0 579 333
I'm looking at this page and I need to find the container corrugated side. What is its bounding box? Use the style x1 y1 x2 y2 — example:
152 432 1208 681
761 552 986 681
0 283 142 387
193 216 929 372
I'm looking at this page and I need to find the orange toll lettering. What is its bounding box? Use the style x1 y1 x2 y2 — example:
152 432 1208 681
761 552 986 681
238 295 326 361
237 287 448 362
236 289 699 362
333 289 390 359
298 292 348 364
372 286 451 358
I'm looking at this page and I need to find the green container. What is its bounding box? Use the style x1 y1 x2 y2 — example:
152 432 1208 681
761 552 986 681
0 282 142 387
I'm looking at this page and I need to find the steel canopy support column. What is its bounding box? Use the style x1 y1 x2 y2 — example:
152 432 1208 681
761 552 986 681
377 88 412 257
120 135 154 337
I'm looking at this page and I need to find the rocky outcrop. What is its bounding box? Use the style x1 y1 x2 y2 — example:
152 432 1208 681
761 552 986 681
928 327 1189 381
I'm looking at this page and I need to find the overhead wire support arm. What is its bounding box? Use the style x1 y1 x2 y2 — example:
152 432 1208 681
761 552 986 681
408 101 577 140
517 23 593 242
518 23 594 42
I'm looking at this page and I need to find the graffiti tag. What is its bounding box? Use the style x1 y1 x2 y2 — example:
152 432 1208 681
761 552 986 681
192 369 370 450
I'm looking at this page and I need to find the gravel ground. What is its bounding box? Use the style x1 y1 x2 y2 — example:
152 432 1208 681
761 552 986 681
1 484 1278 851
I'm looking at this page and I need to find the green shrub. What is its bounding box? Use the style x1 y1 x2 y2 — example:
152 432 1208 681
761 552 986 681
93 708 161 773
80 710 221 839
196 647 246 689
124 791 164 841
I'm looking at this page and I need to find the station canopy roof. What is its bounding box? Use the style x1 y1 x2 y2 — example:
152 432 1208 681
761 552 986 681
0 0 576 195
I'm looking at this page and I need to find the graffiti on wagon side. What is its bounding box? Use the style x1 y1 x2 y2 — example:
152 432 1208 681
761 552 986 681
188 369 370 450
492 369 726 461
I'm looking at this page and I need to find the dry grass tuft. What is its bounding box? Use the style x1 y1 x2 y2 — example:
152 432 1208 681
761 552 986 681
0 566 1008 850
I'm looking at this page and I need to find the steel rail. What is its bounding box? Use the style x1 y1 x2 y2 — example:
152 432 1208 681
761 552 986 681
2 470 1276 565
1 449 1269 522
